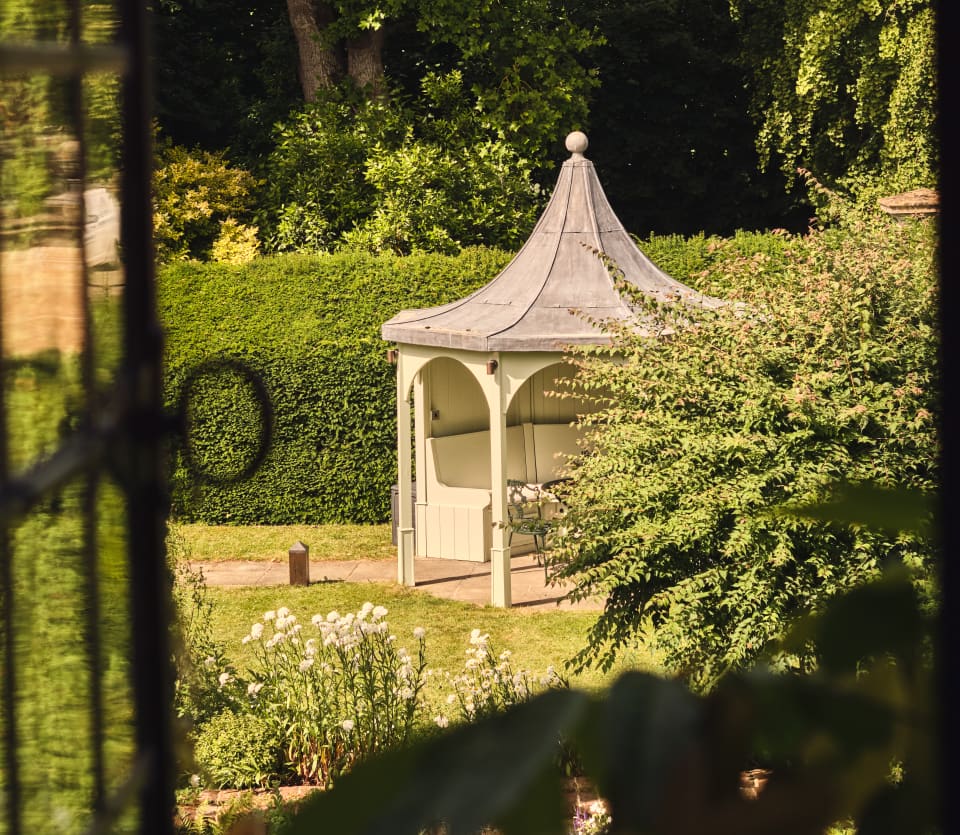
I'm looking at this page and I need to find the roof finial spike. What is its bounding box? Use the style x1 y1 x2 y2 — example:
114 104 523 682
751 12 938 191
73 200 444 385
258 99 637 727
565 131 588 159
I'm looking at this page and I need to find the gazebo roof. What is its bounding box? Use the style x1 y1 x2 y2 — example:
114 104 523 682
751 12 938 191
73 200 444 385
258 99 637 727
382 132 723 352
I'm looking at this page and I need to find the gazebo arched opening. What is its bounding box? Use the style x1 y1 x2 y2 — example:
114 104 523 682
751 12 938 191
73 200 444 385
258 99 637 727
412 356 492 563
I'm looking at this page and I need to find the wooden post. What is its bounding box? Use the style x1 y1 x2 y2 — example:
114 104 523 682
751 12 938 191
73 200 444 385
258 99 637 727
288 541 309 586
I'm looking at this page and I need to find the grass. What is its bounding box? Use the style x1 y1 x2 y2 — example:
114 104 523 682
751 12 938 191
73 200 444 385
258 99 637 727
171 522 394 562
182 522 657 704
205 582 657 699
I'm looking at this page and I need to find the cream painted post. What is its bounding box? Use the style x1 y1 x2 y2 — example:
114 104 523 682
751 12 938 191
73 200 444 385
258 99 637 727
487 356 511 607
396 353 415 586
412 370 428 557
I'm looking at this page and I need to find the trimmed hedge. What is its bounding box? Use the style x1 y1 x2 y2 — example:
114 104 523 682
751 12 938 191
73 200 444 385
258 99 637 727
159 248 511 523
159 235 739 524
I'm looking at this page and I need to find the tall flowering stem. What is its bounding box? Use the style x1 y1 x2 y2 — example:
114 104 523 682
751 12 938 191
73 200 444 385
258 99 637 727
242 604 427 787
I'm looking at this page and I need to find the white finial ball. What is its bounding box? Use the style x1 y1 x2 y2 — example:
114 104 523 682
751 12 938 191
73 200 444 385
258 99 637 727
565 131 589 155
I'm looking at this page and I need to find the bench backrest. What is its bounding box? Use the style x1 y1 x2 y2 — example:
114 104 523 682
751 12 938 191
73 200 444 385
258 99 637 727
428 422 585 489
430 426 527 489
531 423 585 483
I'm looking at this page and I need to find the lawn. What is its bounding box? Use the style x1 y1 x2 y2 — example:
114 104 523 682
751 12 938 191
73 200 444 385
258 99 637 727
205 583 657 700
179 523 658 699
171 522 394 561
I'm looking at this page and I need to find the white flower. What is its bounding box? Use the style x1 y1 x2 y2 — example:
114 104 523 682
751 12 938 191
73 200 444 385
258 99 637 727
372 605 388 620
326 611 341 623
446 694 457 705
204 656 216 668
277 606 290 618
359 602 374 618
341 719 355 732
413 627 426 639
312 613 324 626
241 635 251 645
469 628 482 644
263 610 276 622
377 621 389 634
434 715 449 728
399 686 414 699
499 650 511 661
251 623 264 639
247 682 263 696
218 672 232 687
190 774 201 788
299 658 314 671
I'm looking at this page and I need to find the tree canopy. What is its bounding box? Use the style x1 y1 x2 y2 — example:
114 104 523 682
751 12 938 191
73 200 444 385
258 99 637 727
151 0 938 244
731 0 938 196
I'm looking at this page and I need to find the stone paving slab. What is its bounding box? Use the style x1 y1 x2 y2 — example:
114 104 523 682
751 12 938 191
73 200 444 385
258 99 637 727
191 554 604 613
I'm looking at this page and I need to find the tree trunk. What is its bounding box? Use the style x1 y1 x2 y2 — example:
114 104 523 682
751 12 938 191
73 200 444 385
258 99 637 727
285 0 342 102
347 27 386 97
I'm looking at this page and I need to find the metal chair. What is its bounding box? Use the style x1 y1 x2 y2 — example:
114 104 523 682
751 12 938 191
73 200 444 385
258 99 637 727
506 479 553 578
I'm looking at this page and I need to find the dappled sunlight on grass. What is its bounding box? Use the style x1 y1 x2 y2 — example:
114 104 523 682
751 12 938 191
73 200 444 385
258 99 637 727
206 584 658 702
172 522 394 562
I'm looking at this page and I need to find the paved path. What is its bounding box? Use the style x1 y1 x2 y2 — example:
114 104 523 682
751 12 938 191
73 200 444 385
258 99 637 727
192 553 604 613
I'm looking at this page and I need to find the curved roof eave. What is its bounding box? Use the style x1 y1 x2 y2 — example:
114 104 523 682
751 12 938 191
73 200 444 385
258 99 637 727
381 132 724 352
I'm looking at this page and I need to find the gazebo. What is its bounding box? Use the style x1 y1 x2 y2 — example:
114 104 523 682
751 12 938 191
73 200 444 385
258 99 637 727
382 131 722 607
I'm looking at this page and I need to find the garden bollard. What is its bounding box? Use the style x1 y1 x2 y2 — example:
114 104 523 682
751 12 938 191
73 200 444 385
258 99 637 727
289 540 309 586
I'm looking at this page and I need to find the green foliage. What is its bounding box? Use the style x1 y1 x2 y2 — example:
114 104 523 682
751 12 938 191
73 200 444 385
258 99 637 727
551 209 938 688
397 0 602 165
260 74 542 255
159 247 511 523
193 710 285 790
169 530 243 727
569 0 809 237
153 141 259 262
280 547 936 834
1 358 136 835
731 0 938 197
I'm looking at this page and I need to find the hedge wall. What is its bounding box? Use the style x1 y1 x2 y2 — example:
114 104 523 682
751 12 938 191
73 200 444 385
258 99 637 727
159 235 744 524
159 248 512 523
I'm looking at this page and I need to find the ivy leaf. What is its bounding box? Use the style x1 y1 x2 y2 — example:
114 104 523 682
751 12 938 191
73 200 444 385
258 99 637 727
573 672 702 832
777 483 935 535
287 688 589 835
780 572 927 675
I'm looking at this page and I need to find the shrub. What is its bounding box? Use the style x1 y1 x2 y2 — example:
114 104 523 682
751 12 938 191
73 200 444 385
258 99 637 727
554 208 938 690
259 72 542 255
169 528 244 726
193 710 284 790
153 141 259 262
211 219 260 265
159 247 511 523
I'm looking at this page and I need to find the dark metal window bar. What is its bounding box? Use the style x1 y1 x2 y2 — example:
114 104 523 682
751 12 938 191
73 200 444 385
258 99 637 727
0 2 173 833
